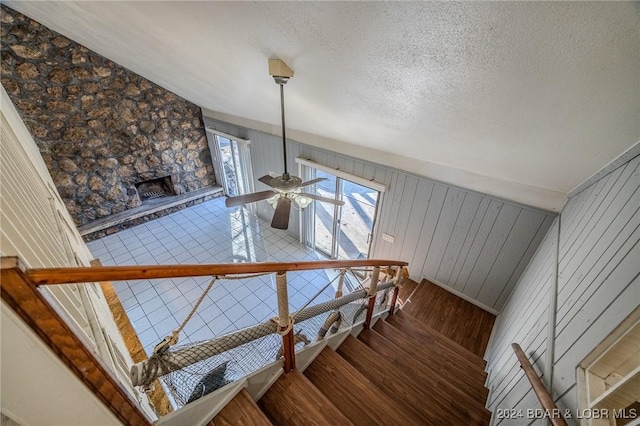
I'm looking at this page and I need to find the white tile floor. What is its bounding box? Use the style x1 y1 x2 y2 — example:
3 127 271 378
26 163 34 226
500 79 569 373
87 197 345 356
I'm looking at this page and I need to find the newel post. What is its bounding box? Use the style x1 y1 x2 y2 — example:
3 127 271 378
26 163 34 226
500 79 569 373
364 266 380 329
275 271 295 372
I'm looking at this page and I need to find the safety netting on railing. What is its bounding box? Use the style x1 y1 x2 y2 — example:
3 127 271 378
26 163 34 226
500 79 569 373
130 267 403 409
152 329 281 407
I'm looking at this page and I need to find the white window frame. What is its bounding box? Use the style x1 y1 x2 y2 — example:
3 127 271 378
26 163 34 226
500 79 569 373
295 157 386 256
205 128 255 202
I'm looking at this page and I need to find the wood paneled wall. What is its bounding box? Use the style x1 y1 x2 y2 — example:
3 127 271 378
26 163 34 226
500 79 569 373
552 153 639 412
203 116 556 312
485 153 639 422
484 219 558 425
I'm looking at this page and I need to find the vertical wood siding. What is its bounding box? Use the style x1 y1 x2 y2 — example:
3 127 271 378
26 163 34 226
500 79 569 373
552 153 639 411
203 116 556 312
484 153 639 423
0 119 72 268
484 219 558 426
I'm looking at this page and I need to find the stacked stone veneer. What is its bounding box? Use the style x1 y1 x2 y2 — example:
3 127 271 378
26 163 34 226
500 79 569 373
1 6 216 226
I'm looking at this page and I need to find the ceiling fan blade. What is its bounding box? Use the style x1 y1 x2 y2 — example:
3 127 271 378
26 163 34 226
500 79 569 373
298 177 326 188
301 193 345 206
258 175 275 187
271 197 291 229
225 190 276 207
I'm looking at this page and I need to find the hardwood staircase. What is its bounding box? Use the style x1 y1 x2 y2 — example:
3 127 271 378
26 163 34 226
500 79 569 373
211 280 494 425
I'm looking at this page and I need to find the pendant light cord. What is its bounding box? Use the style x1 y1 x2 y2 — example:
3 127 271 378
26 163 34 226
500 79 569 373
280 82 289 178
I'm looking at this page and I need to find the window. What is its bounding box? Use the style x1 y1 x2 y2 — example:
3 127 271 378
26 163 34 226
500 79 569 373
296 157 385 260
206 129 254 199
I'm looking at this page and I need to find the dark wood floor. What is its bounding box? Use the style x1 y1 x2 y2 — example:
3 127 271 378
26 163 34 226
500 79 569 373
397 278 418 306
210 389 271 426
401 279 495 357
248 277 494 425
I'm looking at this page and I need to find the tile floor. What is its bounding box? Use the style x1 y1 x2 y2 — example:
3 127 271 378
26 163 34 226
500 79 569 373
87 197 348 356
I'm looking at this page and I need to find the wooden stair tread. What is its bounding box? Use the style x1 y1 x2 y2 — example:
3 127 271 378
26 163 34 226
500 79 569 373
359 328 490 419
258 370 353 426
304 347 419 426
400 280 495 356
390 310 487 370
337 334 478 425
210 389 272 426
373 320 488 394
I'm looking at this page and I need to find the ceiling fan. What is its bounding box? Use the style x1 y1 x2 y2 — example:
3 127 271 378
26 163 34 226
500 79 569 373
225 59 344 230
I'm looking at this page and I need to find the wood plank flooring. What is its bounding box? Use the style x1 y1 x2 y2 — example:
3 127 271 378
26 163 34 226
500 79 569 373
336 335 452 424
396 278 418 307
246 276 496 425
211 389 272 426
387 311 487 370
258 370 353 426
304 347 418 426
361 327 490 422
361 329 490 424
400 279 496 356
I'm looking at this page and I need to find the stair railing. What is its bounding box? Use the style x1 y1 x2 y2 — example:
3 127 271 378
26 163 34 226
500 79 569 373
1 256 407 424
512 343 568 426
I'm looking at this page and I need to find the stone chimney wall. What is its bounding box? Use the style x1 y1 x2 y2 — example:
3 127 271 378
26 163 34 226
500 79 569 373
0 5 216 226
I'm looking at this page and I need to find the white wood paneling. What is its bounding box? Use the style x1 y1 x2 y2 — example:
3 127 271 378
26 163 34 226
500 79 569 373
397 181 436 270
477 209 547 308
203 115 556 312
453 200 504 292
485 219 558 424
408 184 448 275
434 193 483 284
485 152 640 423
422 189 467 277
495 215 557 310
553 154 640 407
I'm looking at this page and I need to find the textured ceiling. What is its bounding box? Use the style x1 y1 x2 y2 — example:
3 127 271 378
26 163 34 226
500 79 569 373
5 1 640 211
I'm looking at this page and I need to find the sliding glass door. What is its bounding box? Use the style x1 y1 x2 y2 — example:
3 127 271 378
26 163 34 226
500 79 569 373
311 170 379 260
314 171 339 257
337 178 378 260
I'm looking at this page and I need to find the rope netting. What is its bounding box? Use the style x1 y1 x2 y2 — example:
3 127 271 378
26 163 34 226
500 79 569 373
130 268 403 408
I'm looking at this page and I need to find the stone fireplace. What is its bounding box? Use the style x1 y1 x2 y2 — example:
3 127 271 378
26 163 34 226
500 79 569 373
135 176 176 202
1 5 219 232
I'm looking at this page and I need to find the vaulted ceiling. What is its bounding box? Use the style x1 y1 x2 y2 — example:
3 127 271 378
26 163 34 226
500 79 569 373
5 1 640 211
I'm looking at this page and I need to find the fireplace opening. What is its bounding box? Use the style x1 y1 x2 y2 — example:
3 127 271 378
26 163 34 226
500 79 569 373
135 176 176 203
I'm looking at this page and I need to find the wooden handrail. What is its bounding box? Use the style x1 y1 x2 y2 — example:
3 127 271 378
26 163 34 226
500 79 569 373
25 259 408 285
512 343 567 426
1 261 153 425
2 256 408 423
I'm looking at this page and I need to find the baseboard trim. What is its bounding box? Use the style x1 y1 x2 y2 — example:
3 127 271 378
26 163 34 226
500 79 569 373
421 276 500 316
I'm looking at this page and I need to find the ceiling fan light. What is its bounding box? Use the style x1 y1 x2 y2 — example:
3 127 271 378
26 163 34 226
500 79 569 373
298 196 311 208
266 193 280 208
292 195 311 209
